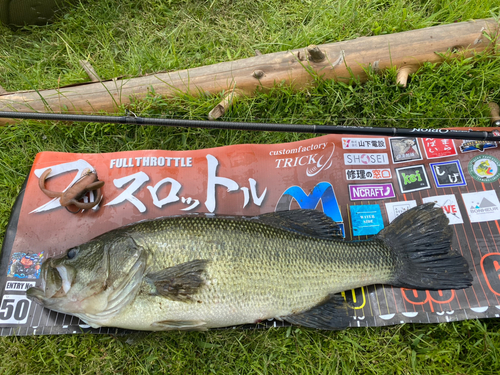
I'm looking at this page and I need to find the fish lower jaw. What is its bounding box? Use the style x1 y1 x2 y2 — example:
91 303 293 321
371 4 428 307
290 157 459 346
26 287 45 303
26 287 75 313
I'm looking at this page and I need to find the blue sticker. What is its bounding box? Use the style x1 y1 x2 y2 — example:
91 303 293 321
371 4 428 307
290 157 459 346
7 252 44 279
350 205 384 236
277 182 344 237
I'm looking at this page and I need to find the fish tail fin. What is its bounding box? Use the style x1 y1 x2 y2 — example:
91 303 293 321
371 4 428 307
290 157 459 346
376 203 473 290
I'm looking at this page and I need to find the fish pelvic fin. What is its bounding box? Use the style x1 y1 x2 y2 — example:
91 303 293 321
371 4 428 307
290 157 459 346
151 320 208 331
145 259 209 302
376 203 473 290
284 294 352 330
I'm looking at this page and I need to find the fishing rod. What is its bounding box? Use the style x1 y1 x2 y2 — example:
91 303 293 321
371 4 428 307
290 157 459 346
1 110 500 141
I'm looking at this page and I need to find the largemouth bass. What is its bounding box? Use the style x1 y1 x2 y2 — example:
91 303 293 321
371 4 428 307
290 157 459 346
27 203 472 331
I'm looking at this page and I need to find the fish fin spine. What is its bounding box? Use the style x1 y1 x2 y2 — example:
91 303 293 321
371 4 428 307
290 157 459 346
259 210 344 238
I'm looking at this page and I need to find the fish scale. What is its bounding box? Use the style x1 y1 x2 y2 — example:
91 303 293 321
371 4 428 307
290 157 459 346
27 205 473 331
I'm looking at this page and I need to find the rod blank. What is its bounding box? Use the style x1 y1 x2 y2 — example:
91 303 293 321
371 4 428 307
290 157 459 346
0 111 499 141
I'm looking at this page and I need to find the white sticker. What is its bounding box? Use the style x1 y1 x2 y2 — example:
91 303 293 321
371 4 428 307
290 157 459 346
4 281 36 292
345 168 392 181
422 195 464 225
342 138 386 149
385 200 417 223
0 294 32 325
344 153 389 165
462 191 500 223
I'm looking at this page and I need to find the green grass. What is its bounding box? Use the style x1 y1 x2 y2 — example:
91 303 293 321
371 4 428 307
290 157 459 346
1 320 500 374
1 0 500 374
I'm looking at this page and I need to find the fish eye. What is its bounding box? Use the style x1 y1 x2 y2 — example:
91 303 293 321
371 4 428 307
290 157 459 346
67 248 78 260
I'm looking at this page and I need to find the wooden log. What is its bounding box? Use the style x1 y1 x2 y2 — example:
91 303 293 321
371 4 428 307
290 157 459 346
396 65 419 87
78 60 101 82
489 102 500 125
208 89 241 120
0 19 498 125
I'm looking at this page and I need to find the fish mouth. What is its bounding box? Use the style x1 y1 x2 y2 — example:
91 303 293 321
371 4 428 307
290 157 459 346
26 286 46 304
26 260 74 305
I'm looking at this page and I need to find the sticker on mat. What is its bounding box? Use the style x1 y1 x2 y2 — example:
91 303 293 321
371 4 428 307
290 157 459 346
4 281 36 292
460 140 497 153
429 160 466 188
395 165 430 193
468 155 500 183
7 253 43 279
345 169 392 181
349 205 384 236
342 138 386 150
344 153 389 165
461 191 500 223
390 137 422 163
348 184 395 201
422 195 464 225
422 138 457 159
384 201 417 223
0 295 32 325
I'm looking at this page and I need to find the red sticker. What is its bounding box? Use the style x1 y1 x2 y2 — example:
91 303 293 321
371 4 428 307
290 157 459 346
423 138 457 159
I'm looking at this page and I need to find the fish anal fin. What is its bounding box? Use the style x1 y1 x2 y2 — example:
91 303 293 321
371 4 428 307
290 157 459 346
284 294 352 330
259 210 343 239
145 259 209 302
152 320 207 331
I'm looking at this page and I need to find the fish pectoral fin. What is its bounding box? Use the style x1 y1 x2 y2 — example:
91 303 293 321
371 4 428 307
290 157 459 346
151 320 207 331
284 294 352 330
145 259 209 302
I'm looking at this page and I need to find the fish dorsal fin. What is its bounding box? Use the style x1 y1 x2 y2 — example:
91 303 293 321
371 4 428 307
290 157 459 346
145 259 209 302
257 210 343 239
284 294 352 330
